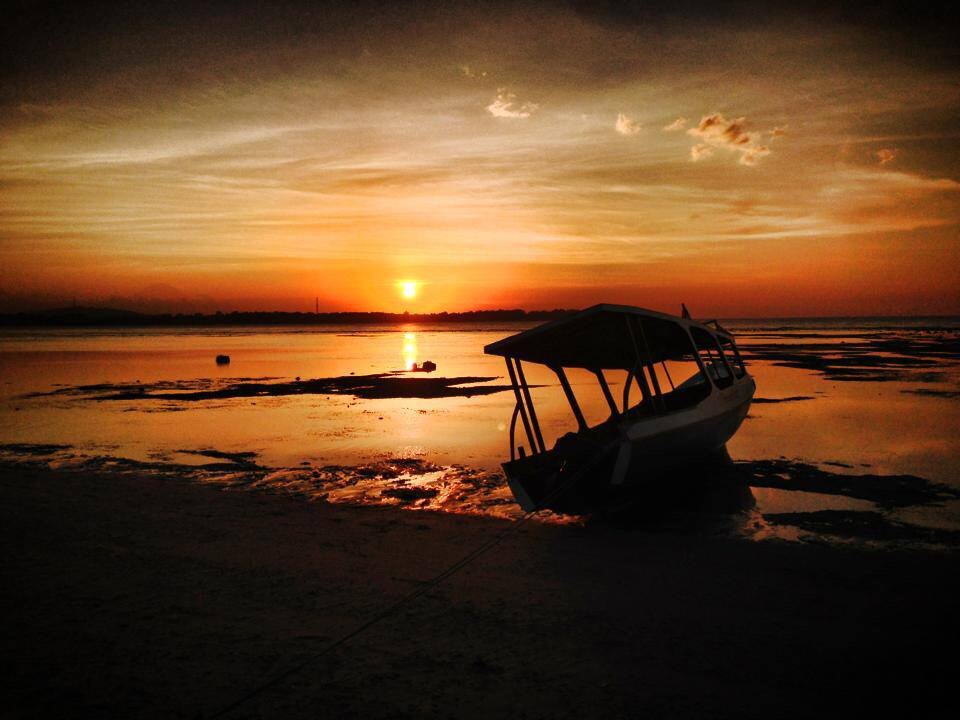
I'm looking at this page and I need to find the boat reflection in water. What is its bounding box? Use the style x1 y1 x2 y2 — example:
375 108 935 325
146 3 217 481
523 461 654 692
485 304 756 512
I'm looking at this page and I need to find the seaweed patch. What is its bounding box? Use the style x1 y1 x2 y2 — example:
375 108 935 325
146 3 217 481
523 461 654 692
752 396 815 404
26 373 517 402
764 510 960 546
734 459 959 509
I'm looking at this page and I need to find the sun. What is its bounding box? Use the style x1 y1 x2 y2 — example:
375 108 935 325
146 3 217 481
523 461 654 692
399 280 418 300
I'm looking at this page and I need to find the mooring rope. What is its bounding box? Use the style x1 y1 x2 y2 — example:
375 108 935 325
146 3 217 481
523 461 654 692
203 443 616 719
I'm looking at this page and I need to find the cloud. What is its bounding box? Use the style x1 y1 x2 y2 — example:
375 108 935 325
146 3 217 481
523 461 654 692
615 113 641 135
663 117 687 132
686 113 771 166
876 148 898 165
486 89 538 119
690 143 713 161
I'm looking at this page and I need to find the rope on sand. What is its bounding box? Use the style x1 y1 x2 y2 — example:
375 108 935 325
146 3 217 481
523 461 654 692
203 444 615 719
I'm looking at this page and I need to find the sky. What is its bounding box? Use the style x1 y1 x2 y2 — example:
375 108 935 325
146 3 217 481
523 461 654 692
1 0 958 316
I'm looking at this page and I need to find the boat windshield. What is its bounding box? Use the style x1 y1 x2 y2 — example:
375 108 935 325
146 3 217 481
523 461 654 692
621 315 712 414
690 326 734 389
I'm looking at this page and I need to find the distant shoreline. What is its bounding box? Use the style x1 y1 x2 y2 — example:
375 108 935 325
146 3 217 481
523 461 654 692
0 306 957 329
0 307 577 328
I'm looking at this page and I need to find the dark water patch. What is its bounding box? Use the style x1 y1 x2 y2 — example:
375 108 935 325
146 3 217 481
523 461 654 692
30 373 515 402
822 460 854 468
901 388 960 399
739 332 960 382
752 396 815 404
873 336 960 359
740 346 943 382
29 379 216 399
176 449 262 467
0 444 268 477
0 443 72 456
733 459 959 509
828 370 944 383
123 405 189 413
764 510 960 546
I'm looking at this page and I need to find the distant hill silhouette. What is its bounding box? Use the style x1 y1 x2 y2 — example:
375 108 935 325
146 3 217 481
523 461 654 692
0 306 579 327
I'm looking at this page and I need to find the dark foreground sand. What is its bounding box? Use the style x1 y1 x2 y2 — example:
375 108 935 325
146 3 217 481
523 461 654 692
2 465 957 720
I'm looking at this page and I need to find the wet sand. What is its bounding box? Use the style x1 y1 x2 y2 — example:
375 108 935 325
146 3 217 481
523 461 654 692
2 463 957 719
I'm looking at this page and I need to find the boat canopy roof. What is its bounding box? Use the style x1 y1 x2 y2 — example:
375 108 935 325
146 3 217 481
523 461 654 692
484 303 731 370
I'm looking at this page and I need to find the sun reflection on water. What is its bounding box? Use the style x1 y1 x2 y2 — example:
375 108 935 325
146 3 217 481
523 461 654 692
402 331 417 370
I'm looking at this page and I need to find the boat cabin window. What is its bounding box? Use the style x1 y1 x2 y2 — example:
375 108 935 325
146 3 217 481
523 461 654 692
718 336 746 378
690 327 734 389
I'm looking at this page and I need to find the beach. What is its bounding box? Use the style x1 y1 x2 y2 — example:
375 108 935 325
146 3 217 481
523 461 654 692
3 460 958 719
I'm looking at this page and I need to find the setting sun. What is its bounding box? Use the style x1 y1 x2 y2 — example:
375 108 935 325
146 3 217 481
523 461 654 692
399 281 418 300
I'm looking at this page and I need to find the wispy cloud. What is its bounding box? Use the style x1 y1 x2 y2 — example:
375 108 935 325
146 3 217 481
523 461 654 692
2 3 958 315
614 113 641 135
687 113 771 166
876 148 898 165
486 89 537 119
663 117 687 132
459 65 487 79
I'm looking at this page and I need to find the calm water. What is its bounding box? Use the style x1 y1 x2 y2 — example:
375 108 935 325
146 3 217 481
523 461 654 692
2 318 959 543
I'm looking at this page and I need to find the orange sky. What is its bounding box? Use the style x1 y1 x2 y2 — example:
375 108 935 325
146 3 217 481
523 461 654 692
1 1 958 316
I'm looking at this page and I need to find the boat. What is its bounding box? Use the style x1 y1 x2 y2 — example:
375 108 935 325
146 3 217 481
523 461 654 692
484 303 755 512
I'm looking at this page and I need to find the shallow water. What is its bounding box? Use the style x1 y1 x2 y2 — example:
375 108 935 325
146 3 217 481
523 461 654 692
1 318 958 546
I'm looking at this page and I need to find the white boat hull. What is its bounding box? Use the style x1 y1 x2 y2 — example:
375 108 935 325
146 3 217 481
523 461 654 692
504 376 755 512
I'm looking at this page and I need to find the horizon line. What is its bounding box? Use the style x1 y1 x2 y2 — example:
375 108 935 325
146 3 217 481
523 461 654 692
2 304 959 323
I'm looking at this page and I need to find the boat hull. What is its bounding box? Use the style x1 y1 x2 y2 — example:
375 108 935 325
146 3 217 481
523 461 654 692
503 377 755 512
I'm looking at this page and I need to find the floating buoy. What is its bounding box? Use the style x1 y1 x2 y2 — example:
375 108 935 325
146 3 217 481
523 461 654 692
215 354 230 364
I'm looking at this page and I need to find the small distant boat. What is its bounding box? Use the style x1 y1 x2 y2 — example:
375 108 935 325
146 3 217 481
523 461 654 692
484 304 755 512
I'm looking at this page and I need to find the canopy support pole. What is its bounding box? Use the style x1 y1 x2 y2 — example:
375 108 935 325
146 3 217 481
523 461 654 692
622 369 633 412
637 318 665 412
515 359 545 454
505 357 536 455
661 360 675 391
595 369 618 417
553 366 587 431
624 317 654 409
